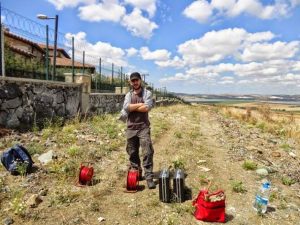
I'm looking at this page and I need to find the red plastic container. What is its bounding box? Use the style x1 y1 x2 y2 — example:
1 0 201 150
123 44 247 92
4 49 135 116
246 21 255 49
79 163 94 185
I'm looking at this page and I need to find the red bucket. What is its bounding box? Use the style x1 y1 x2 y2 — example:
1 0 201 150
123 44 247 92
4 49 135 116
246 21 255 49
79 163 94 185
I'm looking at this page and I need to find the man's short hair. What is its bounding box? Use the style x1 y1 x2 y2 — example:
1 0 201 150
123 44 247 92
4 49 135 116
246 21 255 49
130 72 142 80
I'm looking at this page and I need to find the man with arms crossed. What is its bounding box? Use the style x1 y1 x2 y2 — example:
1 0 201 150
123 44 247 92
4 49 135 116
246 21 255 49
120 72 155 189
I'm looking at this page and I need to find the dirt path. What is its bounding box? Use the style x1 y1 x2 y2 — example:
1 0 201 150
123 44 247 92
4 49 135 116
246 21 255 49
0 104 299 225
96 105 300 225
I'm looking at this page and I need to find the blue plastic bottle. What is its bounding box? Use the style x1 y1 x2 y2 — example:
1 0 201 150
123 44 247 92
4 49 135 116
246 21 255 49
253 181 271 214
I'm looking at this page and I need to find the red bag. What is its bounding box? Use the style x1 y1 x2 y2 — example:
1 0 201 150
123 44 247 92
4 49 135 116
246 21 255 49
192 189 226 223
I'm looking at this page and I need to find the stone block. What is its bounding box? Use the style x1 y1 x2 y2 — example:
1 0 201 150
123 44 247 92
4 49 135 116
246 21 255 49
15 107 24 119
1 97 22 109
6 114 20 128
33 85 46 95
20 106 34 124
0 111 8 125
54 91 65 104
0 83 22 99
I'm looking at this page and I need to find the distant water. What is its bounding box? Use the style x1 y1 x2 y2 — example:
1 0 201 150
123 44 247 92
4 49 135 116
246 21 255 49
184 98 254 104
184 98 300 106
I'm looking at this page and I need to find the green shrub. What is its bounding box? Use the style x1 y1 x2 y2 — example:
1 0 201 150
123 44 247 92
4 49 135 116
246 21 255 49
281 176 296 186
231 181 247 193
242 160 257 170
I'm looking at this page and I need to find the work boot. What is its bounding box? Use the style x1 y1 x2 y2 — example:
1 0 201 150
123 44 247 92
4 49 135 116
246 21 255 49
147 179 156 189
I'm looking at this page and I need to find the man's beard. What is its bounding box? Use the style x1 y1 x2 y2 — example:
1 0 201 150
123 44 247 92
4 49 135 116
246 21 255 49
133 84 141 90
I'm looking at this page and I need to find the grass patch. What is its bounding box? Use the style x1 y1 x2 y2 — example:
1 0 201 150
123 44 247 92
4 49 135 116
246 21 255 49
242 160 257 170
172 158 185 170
67 145 81 157
9 189 26 216
174 131 183 139
231 181 247 193
49 189 81 207
280 143 291 152
256 122 266 131
27 142 44 155
281 176 296 186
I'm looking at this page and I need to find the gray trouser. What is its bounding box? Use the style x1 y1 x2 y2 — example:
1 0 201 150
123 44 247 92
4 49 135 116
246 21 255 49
126 127 154 180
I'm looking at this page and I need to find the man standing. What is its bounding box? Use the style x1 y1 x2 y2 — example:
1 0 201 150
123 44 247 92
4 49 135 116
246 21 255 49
119 72 155 189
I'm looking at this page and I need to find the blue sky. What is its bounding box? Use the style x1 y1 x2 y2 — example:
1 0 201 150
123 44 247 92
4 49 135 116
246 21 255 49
2 0 300 94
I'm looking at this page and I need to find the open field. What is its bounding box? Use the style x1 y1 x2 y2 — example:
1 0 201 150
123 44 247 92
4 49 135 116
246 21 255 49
0 104 299 225
226 102 300 113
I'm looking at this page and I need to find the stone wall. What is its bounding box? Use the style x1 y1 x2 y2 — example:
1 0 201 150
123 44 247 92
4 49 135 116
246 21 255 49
89 93 125 114
1 77 177 130
155 98 185 107
0 77 82 130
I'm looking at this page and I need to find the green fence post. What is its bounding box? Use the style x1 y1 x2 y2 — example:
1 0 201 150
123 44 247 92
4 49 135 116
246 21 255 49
72 36 74 82
99 58 101 91
111 63 114 84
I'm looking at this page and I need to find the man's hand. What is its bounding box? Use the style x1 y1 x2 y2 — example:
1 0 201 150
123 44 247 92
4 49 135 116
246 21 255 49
136 105 149 112
128 103 149 112
128 103 144 112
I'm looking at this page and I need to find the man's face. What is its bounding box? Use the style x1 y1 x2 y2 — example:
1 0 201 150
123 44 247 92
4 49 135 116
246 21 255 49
130 78 142 90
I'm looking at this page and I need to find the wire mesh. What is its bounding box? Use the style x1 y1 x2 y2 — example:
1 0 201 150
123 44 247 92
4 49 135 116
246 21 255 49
1 6 131 92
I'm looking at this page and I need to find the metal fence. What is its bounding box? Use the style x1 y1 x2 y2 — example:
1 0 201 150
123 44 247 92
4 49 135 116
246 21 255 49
0 5 177 98
0 5 129 92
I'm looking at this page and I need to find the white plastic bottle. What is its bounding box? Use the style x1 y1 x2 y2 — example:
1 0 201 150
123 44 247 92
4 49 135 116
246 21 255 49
253 181 271 214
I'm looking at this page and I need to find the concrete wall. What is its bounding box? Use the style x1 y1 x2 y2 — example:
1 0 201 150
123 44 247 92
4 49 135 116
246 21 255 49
89 93 125 114
0 77 82 130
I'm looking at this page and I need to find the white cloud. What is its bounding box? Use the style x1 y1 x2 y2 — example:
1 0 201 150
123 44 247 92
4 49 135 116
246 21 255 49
126 47 138 57
78 0 126 22
291 0 300 7
121 8 158 39
160 59 300 89
178 28 262 65
138 47 184 68
47 0 96 10
158 27 300 91
65 31 127 66
211 0 236 11
240 41 299 62
219 76 235 84
140 47 170 61
155 56 185 68
49 0 158 39
160 73 190 83
229 0 281 19
183 0 291 23
292 61 300 71
124 0 157 17
245 31 275 43
176 28 295 66
183 0 213 23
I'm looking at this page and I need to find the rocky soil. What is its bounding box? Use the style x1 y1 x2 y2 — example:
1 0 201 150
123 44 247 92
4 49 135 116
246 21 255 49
0 104 299 225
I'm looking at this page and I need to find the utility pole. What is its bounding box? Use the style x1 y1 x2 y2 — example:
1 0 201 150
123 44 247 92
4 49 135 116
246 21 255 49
141 73 149 83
